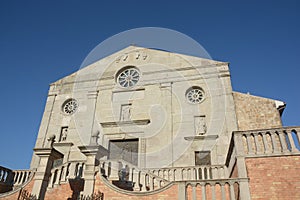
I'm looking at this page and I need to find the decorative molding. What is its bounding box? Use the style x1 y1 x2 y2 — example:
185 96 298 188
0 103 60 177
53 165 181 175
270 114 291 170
100 119 150 128
184 135 219 141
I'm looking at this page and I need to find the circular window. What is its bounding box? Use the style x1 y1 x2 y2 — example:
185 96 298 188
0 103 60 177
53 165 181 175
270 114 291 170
186 87 204 104
117 67 140 88
62 99 78 115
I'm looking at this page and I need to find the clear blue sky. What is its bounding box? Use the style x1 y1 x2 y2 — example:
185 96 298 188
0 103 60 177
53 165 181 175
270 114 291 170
0 1 299 169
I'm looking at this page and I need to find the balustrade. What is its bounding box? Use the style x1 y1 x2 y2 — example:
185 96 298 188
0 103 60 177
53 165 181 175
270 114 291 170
48 161 84 188
100 160 169 192
12 170 33 187
0 166 13 186
234 127 300 156
149 165 228 181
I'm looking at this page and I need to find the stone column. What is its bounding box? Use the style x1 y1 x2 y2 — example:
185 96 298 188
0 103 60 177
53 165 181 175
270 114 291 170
78 145 107 196
32 148 63 200
233 133 251 200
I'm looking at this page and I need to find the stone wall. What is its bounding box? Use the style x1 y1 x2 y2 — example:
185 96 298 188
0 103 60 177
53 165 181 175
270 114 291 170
246 156 300 200
233 92 282 131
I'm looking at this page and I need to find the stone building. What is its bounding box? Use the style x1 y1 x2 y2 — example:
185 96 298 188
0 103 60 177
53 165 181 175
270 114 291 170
0 46 299 200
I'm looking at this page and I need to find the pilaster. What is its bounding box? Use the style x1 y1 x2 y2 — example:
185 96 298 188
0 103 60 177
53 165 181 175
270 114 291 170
32 147 63 200
78 145 107 196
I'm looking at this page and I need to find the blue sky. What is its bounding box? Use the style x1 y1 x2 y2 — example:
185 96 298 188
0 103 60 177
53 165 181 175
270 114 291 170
0 1 299 169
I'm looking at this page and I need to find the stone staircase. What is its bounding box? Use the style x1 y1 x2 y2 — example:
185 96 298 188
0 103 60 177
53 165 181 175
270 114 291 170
99 159 170 192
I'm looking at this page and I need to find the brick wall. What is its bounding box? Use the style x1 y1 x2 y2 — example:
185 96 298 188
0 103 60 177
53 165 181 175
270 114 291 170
0 177 34 200
44 178 84 200
233 92 282 131
246 156 300 199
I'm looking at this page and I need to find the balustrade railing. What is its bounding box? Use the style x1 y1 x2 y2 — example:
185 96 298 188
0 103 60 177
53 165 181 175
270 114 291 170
13 170 33 188
0 166 34 194
48 161 84 188
233 127 300 156
185 178 248 200
0 166 13 186
100 160 170 192
149 165 228 181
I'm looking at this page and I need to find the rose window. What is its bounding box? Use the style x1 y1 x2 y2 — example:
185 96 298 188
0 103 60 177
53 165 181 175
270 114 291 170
62 99 78 115
117 67 140 88
186 87 204 104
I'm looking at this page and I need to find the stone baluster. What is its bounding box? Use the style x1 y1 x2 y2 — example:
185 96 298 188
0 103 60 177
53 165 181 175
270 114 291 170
54 168 62 186
132 169 140 191
201 167 206 180
261 132 270 153
150 177 154 191
17 172 23 185
270 131 280 153
191 168 196 180
13 172 18 184
245 134 254 154
278 130 289 152
173 169 178 181
207 167 212 179
253 133 261 154
286 130 297 152
60 166 67 182
139 172 146 191
295 129 300 147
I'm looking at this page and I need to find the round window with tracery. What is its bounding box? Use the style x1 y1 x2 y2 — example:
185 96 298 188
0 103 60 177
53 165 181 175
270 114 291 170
186 87 205 104
117 67 140 88
62 99 78 115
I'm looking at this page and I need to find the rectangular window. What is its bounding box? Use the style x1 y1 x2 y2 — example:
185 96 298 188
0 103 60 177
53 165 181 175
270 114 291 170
195 151 211 165
108 139 139 166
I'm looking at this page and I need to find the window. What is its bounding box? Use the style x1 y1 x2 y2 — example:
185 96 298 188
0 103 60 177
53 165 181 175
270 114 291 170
62 99 78 115
116 67 140 88
195 151 211 165
109 139 139 166
186 87 205 104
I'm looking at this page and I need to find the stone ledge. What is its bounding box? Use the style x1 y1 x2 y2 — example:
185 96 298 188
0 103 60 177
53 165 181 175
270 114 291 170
100 119 150 128
184 135 219 141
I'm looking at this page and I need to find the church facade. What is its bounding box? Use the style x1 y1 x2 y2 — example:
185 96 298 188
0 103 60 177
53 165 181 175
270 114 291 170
0 46 299 200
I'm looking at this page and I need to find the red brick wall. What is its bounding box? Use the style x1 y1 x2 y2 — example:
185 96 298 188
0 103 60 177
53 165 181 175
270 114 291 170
45 178 84 200
44 183 73 200
246 156 300 200
94 172 179 200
